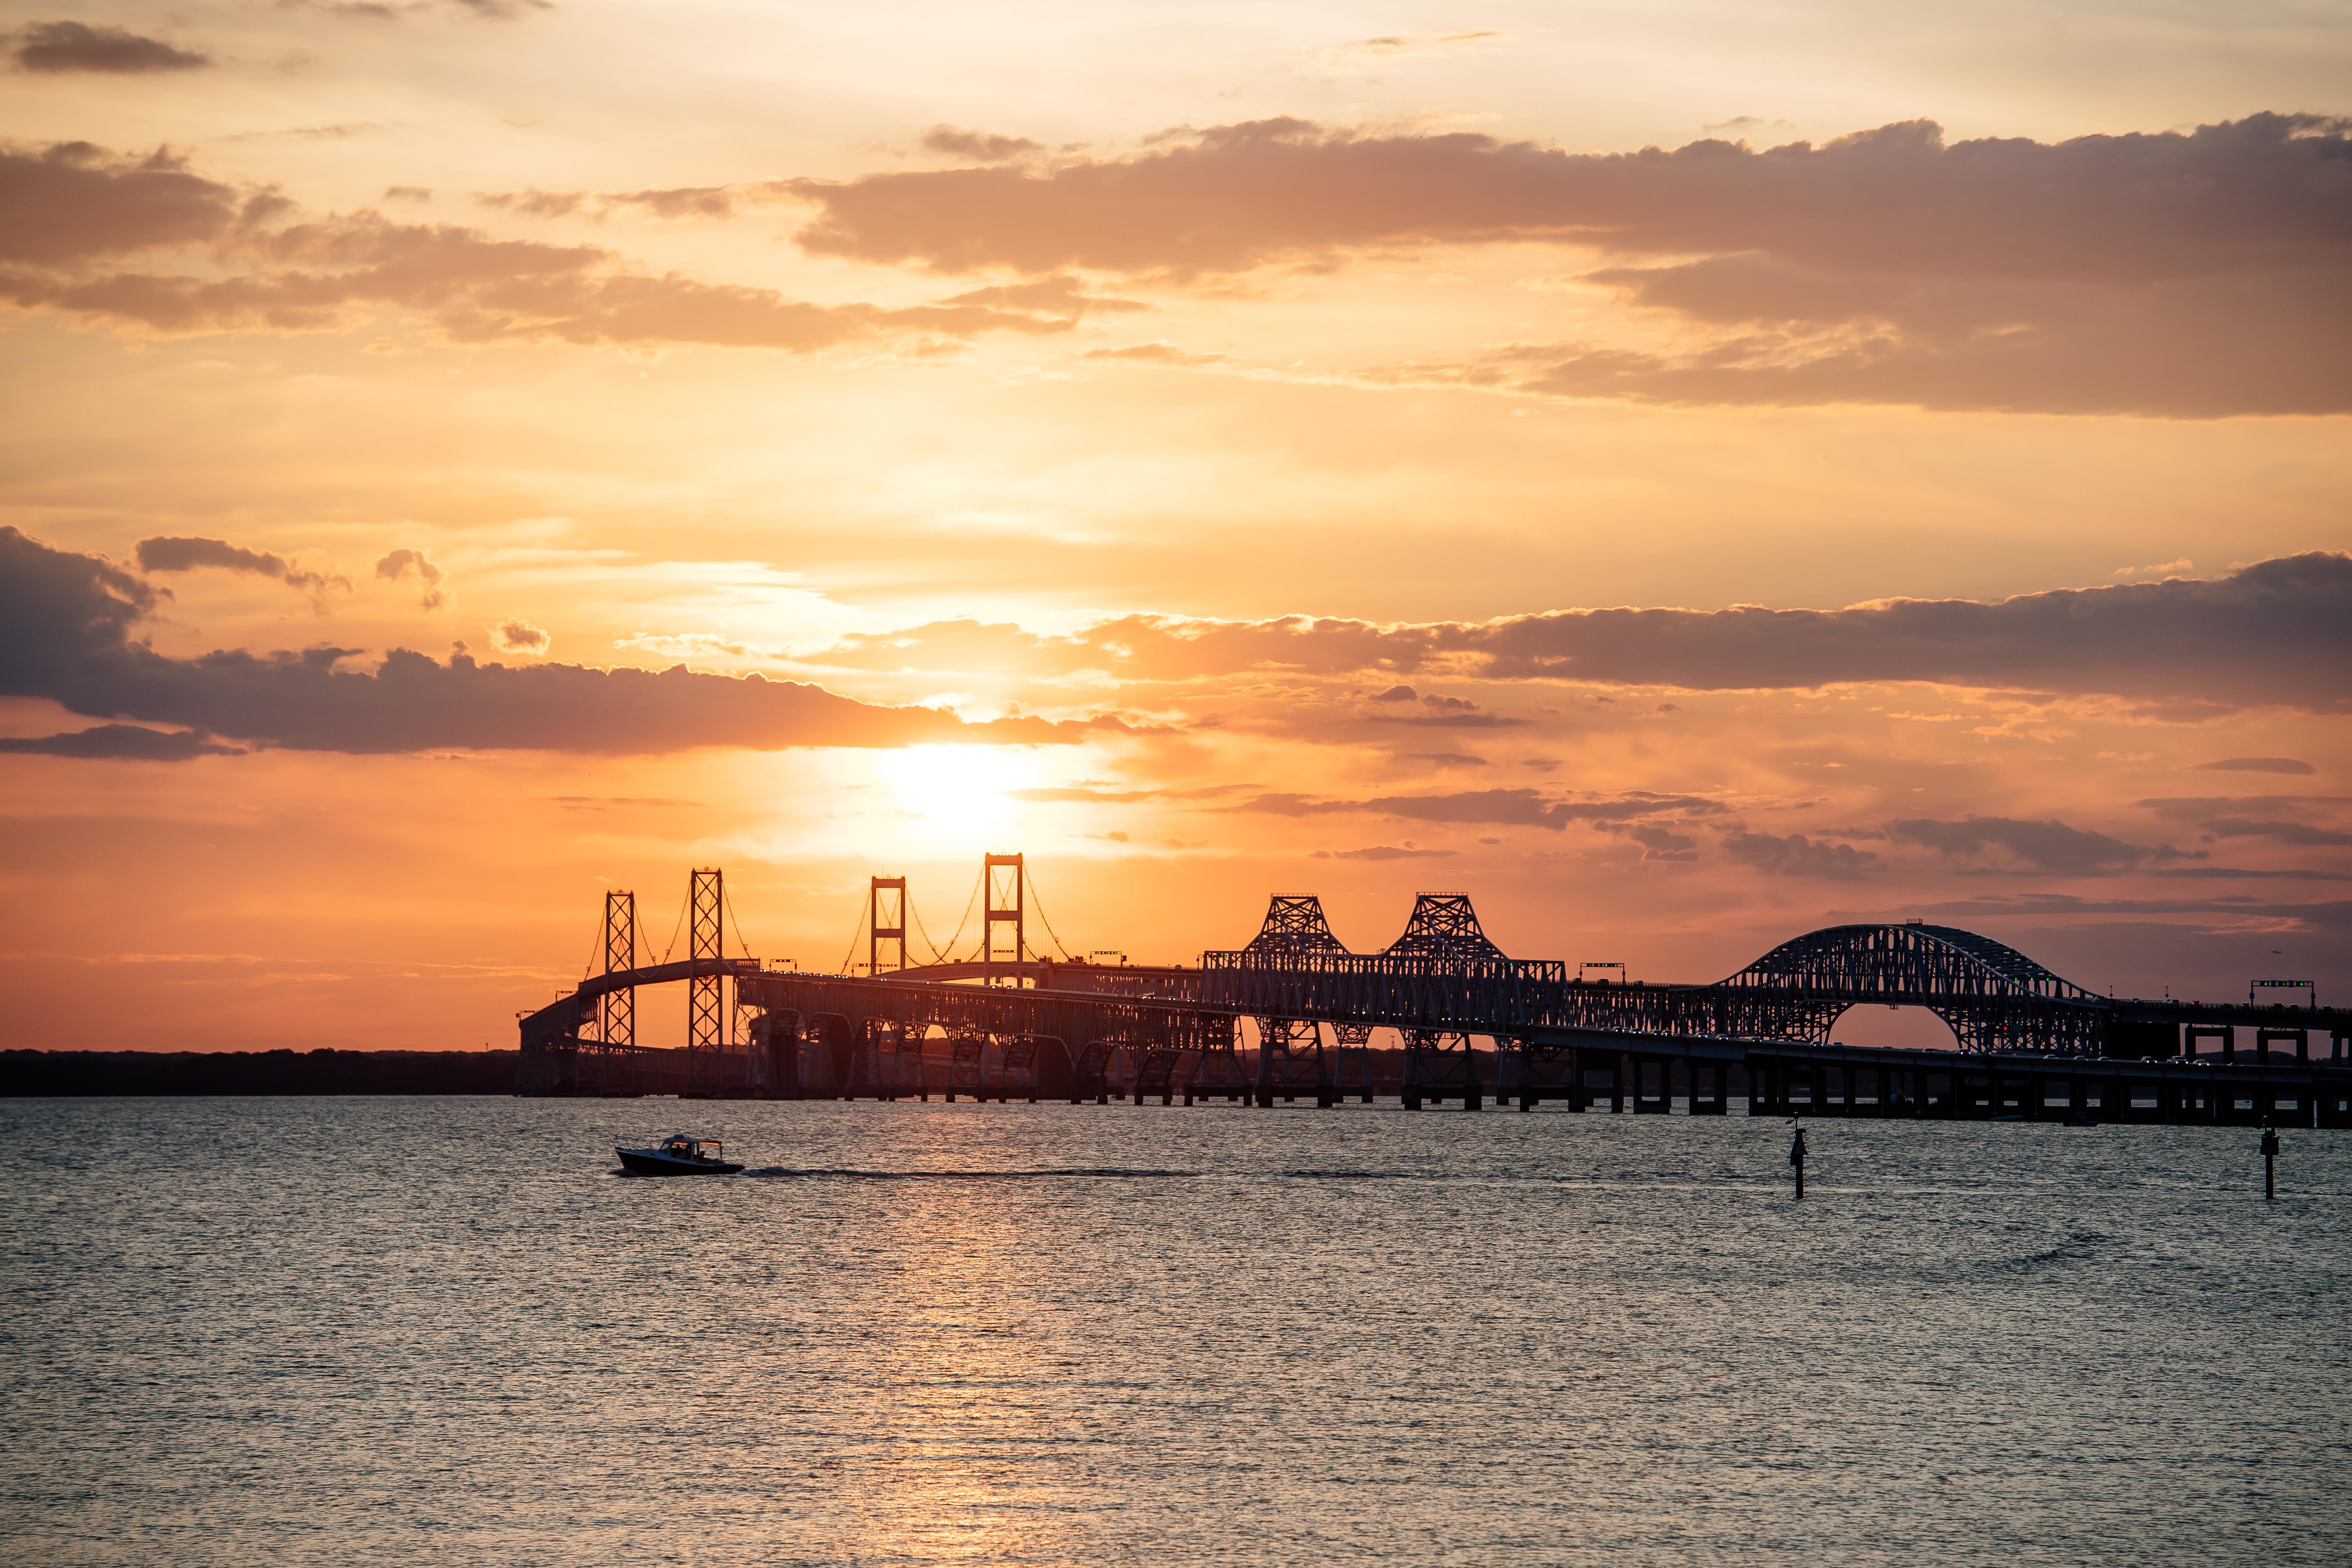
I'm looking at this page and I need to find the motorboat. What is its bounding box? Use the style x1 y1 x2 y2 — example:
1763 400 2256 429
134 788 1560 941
616 1133 743 1175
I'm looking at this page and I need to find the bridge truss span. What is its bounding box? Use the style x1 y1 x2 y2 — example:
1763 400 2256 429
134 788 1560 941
1715 922 2109 1056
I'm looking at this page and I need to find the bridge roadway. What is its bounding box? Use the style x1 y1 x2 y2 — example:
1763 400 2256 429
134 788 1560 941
519 951 2352 1128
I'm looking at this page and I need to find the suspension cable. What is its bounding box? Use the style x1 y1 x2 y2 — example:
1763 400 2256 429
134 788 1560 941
579 905 606 981
722 883 757 963
906 886 951 966
837 897 870 977
633 903 658 972
656 886 689 965
1023 869 1080 962
934 865 985 963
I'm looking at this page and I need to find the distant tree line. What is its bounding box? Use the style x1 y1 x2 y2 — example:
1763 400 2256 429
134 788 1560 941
0 1049 518 1096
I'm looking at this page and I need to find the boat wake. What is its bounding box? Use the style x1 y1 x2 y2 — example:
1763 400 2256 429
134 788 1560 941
740 1166 1206 1181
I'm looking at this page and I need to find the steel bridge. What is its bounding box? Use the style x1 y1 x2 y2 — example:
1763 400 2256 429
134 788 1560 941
516 866 2352 1125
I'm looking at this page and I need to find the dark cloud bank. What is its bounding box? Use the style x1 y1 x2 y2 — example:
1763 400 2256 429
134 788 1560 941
0 723 242 760
11 21 209 74
137 534 347 597
0 141 1128 350
792 112 2352 415
0 527 1094 756
816 554 2352 715
6 529 2348 759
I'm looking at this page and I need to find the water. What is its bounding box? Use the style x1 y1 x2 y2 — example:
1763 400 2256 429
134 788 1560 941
3 1097 2346 1567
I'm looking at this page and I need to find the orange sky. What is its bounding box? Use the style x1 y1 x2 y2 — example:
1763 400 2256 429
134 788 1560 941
2 0 2347 1052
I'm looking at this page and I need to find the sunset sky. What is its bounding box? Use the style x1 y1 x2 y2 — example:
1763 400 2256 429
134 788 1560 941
2 0 2347 1052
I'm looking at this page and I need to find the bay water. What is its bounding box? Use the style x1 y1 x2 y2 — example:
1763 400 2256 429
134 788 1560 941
3 1096 2345 1566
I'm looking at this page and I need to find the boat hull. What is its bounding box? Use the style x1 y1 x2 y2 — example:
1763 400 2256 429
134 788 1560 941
616 1148 743 1176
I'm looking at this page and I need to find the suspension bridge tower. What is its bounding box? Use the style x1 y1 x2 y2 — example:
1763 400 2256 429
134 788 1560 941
984 853 1025 985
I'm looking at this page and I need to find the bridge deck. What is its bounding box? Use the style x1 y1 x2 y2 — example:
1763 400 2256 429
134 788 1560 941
517 916 2349 1125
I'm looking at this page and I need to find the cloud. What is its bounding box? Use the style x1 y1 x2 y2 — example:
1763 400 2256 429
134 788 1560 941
0 526 1095 755
0 723 242 759
374 547 446 609
792 113 2352 281
609 186 739 219
2115 558 2192 580
2181 817 2352 848
137 535 347 599
1619 823 1697 862
283 3 547 24
1377 266 2351 414
802 555 2352 715
938 273 1148 319
1720 828 1878 880
1009 783 1251 804
1884 815 2189 874
2194 757 2316 775
787 112 2352 416
478 187 588 219
481 184 750 221
921 126 1043 163
1357 685 1510 726
11 22 210 74
230 124 390 145
479 181 796 222
0 142 254 267
1346 30 1501 58
1308 30 1504 78
1311 845 1458 860
488 618 549 654
1080 341 1231 366
1365 708 1524 729
1234 787 1723 831
1915 894 2352 934
0 142 1096 353
2137 795 2352 848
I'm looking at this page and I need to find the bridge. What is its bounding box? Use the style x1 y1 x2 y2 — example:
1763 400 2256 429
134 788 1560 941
516 859 2352 1126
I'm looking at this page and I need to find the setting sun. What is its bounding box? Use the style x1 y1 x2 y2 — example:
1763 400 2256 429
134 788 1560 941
874 744 1039 850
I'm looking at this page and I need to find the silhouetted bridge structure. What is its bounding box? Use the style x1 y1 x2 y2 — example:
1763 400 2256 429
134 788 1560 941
517 866 2352 1127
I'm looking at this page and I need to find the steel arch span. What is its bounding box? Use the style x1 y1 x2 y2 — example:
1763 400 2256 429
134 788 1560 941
1715 922 2106 1056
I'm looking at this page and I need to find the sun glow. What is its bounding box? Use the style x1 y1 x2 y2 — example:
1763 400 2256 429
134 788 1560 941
875 745 1037 848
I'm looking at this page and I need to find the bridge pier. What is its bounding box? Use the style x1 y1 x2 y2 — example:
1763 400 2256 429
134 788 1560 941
1631 1055 1671 1114
1253 1018 1326 1109
1403 1028 1480 1110
1577 1046 1624 1113
1690 1059 1729 1115
1330 1024 1376 1104
2257 1028 2308 1066
2181 1024 2227 1061
943 1027 985 1101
